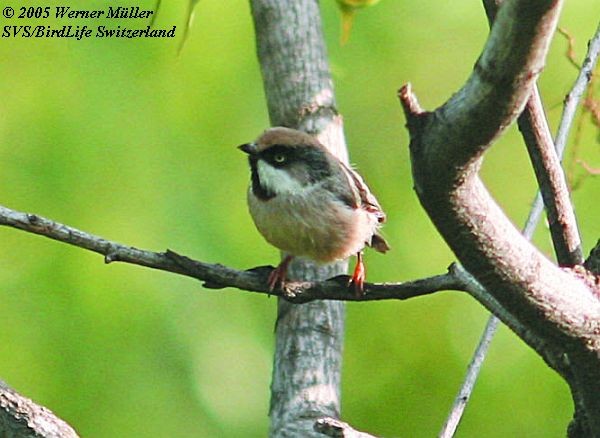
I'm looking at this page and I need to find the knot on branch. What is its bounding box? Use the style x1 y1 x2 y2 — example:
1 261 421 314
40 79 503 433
398 83 427 136
314 417 376 438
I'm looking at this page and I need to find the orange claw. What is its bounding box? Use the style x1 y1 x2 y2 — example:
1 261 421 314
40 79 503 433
268 255 294 291
350 252 365 297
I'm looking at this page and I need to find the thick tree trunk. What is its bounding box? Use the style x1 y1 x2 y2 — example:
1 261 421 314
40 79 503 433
249 1 348 436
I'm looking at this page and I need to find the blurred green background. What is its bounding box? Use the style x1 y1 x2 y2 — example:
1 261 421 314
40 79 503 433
0 0 598 436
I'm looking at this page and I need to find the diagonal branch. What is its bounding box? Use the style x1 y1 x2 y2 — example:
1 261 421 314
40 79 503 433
410 0 563 175
518 86 583 266
0 379 79 438
399 0 599 354
441 84 583 437
399 1 600 434
441 8 596 438
522 21 600 239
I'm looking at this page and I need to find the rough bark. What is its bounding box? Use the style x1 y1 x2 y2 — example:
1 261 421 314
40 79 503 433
249 1 348 436
440 4 590 435
399 0 600 435
0 380 79 438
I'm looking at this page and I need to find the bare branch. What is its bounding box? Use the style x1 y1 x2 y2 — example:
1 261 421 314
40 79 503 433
442 81 584 434
404 0 564 173
0 204 466 303
399 0 600 351
522 23 600 240
438 314 499 438
518 87 583 265
168 250 464 302
444 19 600 437
0 379 79 438
400 0 600 434
0 204 206 279
555 22 600 160
515 21 600 268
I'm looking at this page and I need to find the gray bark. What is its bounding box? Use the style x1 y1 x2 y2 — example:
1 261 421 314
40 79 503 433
0 380 79 438
249 1 348 436
400 0 600 435
0 1 598 436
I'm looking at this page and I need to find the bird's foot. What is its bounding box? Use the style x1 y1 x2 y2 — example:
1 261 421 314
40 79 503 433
349 252 365 297
268 255 294 291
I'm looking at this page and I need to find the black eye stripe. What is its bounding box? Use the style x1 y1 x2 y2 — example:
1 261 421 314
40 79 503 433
258 144 332 182
260 145 296 167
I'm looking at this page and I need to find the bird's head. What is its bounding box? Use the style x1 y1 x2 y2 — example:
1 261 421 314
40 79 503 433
239 127 334 200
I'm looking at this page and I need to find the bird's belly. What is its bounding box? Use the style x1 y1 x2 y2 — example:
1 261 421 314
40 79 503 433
248 190 377 262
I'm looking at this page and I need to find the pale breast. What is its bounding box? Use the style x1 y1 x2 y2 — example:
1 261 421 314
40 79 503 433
247 186 379 262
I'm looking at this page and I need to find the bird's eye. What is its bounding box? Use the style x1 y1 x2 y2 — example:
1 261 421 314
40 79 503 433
273 154 286 163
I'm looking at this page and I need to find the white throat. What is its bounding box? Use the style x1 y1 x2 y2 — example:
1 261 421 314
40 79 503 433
257 160 305 196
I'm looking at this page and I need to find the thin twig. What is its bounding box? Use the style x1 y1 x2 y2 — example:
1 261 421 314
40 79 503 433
440 20 600 438
577 159 600 175
438 303 500 437
555 22 600 160
0 204 465 303
557 27 581 69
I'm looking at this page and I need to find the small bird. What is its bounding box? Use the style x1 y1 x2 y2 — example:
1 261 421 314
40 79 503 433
239 127 389 295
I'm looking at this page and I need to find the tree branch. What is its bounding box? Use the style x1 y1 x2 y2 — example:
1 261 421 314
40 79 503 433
399 0 600 352
0 379 79 438
442 6 589 436
518 86 583 266
249 1 352 436
555 21 600 161
441 81 584 435
438 314 499 438
408 0 562 174
399 1 600 434
0 203 467 301
442 15 600 437
521 21 600 240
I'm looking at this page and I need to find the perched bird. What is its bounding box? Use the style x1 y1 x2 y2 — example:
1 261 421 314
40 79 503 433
239 127 389 295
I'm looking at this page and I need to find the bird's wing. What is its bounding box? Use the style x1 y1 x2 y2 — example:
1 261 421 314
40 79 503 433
326 160 390 254
338 162 386 224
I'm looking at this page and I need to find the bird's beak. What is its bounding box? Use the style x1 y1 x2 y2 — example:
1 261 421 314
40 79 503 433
238 142 257 155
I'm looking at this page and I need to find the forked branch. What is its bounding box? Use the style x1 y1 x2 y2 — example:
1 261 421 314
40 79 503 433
399 0 600 434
